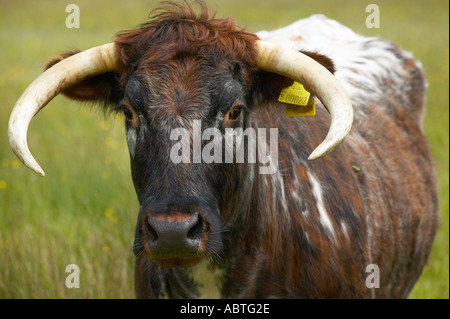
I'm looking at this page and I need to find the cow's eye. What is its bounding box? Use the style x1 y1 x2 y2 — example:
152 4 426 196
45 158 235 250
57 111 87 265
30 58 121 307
224 104 245 125
123 108 133 121
115 103 138 128
229 107 241 120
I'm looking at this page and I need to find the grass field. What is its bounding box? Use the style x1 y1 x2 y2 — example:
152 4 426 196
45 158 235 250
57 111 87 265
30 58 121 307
0 0 448 299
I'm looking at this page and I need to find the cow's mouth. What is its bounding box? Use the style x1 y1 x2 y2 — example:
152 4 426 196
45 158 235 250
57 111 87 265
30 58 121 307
153 256 203 268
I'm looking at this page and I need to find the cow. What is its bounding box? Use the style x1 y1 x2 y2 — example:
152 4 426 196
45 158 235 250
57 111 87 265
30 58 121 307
8 1 439 298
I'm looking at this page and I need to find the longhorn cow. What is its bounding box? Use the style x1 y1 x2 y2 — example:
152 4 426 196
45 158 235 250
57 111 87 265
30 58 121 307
8 1 438 298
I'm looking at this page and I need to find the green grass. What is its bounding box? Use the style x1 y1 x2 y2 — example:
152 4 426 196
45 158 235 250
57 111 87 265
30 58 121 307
0 0 448 298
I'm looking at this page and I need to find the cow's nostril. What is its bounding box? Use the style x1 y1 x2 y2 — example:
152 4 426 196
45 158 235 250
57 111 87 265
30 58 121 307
187 214 204 241
146 218 158 243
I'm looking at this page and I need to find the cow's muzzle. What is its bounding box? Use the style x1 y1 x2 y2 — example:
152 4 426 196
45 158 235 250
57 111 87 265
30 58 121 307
135 202 212 268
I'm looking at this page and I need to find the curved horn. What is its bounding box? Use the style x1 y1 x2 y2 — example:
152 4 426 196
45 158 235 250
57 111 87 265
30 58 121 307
254 40 353 160
8 43 119 176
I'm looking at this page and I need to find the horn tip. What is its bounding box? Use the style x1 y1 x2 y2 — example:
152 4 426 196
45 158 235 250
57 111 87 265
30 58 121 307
29 162 45 177
308 151 323 161
16 151 46 177
308 144 334 161
37 169 46 177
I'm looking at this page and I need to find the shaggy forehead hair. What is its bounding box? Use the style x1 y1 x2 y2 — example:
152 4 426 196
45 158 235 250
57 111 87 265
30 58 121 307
114 1 259 88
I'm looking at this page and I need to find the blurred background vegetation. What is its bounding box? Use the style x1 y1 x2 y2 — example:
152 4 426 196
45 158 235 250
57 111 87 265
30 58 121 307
0 0 448 298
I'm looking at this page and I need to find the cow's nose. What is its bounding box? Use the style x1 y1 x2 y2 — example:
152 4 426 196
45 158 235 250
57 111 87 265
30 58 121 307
146 213 204 258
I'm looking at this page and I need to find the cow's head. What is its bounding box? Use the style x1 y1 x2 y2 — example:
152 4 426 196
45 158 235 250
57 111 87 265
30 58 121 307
8 2 352 268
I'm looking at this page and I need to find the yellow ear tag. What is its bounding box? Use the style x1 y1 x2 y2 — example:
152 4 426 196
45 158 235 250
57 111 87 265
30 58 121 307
279 81 315 116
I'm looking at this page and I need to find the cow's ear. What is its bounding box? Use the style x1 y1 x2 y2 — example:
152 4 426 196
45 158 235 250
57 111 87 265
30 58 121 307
300 50 336 75
255 50 335 103
45 51 122 107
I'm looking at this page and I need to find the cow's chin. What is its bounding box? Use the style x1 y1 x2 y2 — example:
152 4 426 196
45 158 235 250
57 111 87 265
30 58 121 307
153 256 203 268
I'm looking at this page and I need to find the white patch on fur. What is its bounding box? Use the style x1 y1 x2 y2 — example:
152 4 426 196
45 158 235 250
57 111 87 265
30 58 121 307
213 110 225 129
126 127 137 158
277 172 287 211
308 172 335 237
291 190 308 218
341 220 349 239
304 231 311 244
